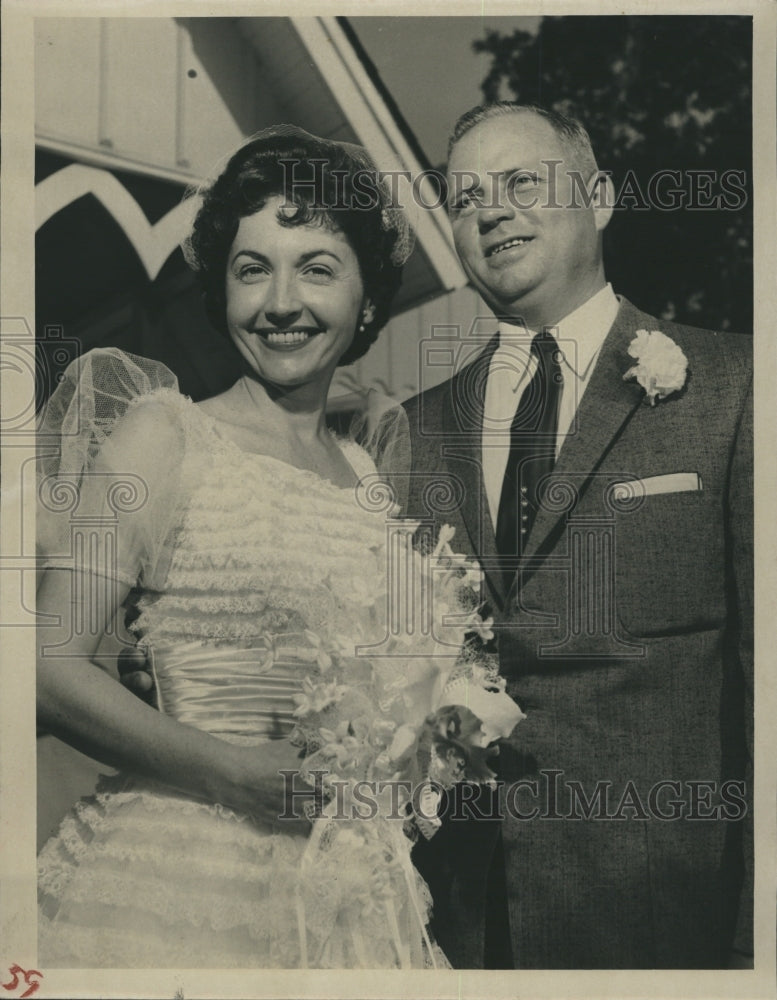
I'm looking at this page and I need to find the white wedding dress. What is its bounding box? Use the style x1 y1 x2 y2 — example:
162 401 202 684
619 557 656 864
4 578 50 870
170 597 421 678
36 349 442 969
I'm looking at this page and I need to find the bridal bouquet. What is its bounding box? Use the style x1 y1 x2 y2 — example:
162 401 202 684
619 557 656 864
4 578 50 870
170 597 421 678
290 522 525 840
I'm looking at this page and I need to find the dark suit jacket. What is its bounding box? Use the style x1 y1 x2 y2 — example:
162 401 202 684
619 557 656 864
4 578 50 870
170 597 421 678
399 297 753 969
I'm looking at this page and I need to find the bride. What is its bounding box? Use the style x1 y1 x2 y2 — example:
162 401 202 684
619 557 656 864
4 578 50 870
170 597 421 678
36 127 520 969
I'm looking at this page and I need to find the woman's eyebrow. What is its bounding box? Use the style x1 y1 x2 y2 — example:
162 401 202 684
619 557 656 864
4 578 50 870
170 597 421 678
297 250 343 265
230 249 270 266
230 249 344 266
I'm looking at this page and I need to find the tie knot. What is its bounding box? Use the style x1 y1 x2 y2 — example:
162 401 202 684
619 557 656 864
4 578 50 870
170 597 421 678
532 331 564 383
533 330 560 363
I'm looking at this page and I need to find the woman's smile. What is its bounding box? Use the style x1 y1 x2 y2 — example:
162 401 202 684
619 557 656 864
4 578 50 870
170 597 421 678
253 327 323 349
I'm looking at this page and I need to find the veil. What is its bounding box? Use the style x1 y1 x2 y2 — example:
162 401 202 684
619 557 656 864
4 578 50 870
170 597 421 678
36 348 191 592
345 391 413 516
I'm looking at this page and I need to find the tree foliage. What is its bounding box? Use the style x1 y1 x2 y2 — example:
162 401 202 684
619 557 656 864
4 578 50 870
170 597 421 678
474 16 752 332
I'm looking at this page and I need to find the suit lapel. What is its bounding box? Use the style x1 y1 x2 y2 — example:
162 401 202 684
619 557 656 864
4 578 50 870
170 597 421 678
519 298 646 569
434 298 650 602
440 334 507 609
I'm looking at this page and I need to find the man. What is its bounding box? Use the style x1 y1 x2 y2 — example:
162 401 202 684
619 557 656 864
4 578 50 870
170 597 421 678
119 102 752 970
401 103 752 970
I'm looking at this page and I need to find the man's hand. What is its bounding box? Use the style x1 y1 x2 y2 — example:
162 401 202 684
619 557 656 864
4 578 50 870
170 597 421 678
117 644 155 704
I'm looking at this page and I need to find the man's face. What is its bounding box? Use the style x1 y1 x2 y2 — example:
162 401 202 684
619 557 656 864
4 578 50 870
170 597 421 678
446 112 611 327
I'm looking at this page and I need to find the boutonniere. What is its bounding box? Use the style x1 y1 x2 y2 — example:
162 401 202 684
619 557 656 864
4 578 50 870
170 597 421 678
622 329 688 405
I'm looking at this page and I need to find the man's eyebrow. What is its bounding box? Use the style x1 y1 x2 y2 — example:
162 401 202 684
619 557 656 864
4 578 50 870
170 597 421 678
447 166 543 198
446 175 485 202
489 167 543 182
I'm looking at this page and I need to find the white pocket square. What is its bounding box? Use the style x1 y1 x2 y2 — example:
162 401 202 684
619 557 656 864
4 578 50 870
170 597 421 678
611 473 703 501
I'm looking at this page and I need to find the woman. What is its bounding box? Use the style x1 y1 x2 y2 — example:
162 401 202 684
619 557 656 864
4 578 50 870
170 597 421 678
36 126 436 969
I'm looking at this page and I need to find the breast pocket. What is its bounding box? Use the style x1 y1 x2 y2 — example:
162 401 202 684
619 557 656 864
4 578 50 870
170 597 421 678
612 490 727 637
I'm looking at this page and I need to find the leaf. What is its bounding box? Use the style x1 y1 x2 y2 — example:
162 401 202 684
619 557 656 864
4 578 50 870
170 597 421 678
472 15 752 334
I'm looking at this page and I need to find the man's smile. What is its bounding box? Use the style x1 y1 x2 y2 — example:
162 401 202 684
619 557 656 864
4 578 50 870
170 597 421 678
485 236 535 258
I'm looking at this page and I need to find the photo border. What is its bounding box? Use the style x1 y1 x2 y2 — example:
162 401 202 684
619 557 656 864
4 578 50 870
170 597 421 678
2 1 775 997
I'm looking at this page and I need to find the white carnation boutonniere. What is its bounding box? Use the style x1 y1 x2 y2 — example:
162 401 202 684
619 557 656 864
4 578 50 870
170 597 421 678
623 329 688 406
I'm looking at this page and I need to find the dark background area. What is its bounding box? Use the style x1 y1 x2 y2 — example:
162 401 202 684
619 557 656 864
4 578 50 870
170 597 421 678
472 15 752 334
36 150 243 406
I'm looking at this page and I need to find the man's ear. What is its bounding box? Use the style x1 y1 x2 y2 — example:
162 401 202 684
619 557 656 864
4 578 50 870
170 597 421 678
592 172 615 232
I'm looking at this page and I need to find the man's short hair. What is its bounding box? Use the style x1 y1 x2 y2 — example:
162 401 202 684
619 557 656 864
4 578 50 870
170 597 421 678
448 102 599 178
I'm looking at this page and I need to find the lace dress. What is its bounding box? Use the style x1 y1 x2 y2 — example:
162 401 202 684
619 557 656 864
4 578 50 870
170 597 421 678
36 350 442 969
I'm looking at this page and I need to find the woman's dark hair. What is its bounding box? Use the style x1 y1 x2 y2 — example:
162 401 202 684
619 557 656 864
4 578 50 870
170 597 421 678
186 128 406 366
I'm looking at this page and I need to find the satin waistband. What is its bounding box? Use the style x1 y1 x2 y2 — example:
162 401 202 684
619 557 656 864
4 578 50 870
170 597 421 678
149 638 310 740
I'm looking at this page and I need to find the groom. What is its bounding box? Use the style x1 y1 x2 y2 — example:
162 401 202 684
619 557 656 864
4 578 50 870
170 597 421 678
119 101 753 970
400 103 753 970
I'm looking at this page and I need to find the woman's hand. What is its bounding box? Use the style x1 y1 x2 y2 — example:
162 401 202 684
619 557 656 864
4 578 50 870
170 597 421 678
111 644 315 833
37 567 313 832
222 739 317 836
38 563 317 835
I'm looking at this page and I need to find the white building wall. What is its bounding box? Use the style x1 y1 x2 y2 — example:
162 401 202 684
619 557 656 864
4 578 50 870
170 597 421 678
35 17 487 406
35 18 285 181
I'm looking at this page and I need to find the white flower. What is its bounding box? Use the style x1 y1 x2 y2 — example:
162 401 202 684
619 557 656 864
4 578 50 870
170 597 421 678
623 329 688 405
432 524 457 557
387 723 419 762
292 677 348 717
372 751 393 774
303 630 333 672
461 559 484 592
462 611 495 643
371 719 397 745
318 721 365 771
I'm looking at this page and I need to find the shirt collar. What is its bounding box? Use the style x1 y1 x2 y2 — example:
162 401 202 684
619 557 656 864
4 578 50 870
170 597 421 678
496 283 619 380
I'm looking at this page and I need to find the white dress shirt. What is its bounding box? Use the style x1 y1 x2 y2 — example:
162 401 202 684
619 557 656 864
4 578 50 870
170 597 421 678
482 284 620 526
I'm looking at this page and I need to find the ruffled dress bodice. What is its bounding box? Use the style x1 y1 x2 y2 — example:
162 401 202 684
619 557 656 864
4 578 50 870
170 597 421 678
128 398 389 743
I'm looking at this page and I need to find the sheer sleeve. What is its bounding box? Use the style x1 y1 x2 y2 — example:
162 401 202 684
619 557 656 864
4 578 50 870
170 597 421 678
37 348 192 591
351 391 412 515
